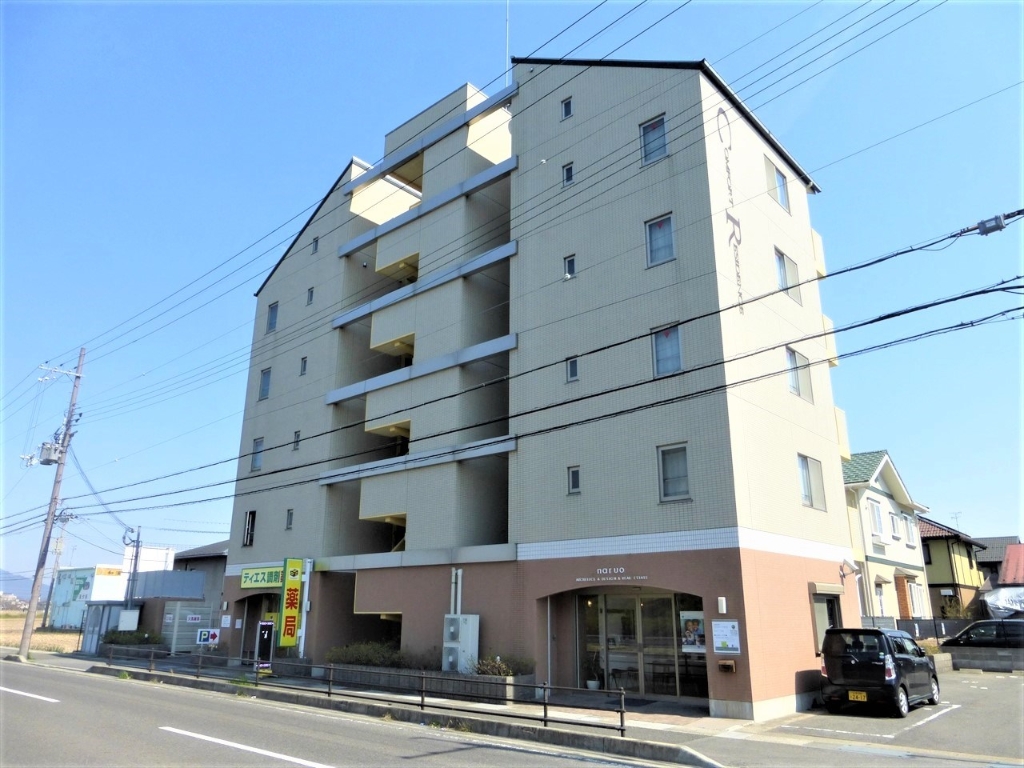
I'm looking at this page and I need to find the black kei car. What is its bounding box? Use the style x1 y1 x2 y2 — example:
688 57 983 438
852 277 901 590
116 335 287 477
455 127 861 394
820 627 940 717
940 619 1024 649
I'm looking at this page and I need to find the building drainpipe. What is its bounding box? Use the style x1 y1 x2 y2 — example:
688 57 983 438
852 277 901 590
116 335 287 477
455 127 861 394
298 559 312 659
546 596 552 686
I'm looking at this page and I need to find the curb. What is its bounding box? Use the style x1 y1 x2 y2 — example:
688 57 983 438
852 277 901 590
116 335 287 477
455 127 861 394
87 665 723 768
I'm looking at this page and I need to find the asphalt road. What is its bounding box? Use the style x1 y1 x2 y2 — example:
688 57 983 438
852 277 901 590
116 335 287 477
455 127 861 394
0 662 659 768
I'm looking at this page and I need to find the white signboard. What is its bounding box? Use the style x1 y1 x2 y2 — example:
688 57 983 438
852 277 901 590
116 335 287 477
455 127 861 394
186 614 202 623
221 614 232 628
164 613 174 624
711 620 741 655
196 629 220 645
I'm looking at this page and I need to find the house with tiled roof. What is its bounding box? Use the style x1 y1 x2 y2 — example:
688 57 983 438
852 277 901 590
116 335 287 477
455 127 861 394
917 518 987 618
842 451 931 624
976 535 1021 587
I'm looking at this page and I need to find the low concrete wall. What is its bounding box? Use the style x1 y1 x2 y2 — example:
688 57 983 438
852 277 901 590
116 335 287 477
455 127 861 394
323 664 536 703
946 647 1024 672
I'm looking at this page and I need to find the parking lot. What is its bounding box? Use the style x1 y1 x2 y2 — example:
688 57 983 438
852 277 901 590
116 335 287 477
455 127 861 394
765 671 1024 762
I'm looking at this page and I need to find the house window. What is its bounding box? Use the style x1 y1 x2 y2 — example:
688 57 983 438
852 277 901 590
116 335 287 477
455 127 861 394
562 163 574 186
868 499 883 534
904 516 917 546
923 541 931 564
293 431 301 451
266 302 279 333
786 347 813 402
652 324 682 376
564 255 576 279
658 444 689 501
641 115 667 163
890 510 901 539
875 584 886 616
567 466 581 494
561 97 573 120
967 547 975 569
285 509 294 530
258 368 271 400
566 357 579 382
775 249 801 303
765 157 790 212
250 438 264 472
811 593 842 654
243 510 256 547
798 454 825 510
646 214 675 266
311 237 319 254
909 582 924 616
300 357 307 376
307 287 314 305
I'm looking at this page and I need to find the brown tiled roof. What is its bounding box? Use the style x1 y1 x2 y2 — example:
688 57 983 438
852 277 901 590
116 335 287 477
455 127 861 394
1000 543 1024 586
917 517 986 548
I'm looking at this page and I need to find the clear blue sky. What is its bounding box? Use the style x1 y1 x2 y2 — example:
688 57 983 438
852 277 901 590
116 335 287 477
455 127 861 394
2 1 1021 582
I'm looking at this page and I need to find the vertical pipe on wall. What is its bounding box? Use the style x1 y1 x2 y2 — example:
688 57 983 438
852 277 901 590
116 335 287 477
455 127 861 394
546 596 552 686
456 569 463 615
450 568 457 615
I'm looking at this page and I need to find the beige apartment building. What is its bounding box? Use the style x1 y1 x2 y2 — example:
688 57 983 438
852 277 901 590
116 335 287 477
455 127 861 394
222 58 856 720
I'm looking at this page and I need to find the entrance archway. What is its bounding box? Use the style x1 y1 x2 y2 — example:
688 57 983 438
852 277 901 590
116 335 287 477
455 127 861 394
577 590 707 697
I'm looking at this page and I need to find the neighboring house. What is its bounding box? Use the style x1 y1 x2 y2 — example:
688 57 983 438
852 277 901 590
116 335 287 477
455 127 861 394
222 58 857 721
918 517 987 617
982 543 1024 618
46 564 126 629
842 451 931 623
976 536 1021 588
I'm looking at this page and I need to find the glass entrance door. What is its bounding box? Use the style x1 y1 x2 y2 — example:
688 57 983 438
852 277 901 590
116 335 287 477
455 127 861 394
641 597 677 695
605 596 640 692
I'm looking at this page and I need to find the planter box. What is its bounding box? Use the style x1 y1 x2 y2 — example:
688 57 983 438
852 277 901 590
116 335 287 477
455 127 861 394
272 658 313 678
323 664 535 704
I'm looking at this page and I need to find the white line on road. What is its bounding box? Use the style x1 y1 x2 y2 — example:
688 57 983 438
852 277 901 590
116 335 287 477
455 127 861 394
893 704 960 735
0 686 59 703
159 727 334 768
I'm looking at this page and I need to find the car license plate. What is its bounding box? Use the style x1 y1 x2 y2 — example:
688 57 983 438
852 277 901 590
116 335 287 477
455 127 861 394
848 691 867 702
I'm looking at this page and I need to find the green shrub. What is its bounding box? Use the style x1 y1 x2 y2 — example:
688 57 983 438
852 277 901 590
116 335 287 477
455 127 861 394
101 630 163 646
325 641 403 667
475 654 533 676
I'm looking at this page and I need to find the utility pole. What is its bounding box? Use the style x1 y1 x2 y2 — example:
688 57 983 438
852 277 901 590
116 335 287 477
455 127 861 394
40 511 74 630
11 348 84 661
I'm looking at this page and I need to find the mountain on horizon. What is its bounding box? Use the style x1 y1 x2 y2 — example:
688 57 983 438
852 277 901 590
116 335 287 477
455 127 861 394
0 570 49 602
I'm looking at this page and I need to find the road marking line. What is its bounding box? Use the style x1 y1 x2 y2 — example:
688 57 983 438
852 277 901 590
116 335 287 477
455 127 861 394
159 727 334 768
894 704 960 735
781 725 893 739
0 686 59 703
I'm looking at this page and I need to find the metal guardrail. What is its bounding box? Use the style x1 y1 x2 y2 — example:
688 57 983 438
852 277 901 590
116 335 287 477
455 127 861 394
102 647 630 737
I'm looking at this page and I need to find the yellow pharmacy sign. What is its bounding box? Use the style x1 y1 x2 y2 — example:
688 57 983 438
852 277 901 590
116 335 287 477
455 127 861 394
241 566 284 589
279 558 303 648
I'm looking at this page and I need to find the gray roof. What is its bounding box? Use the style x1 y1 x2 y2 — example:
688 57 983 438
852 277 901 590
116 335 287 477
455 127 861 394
174 540 229 560
975 536 1021 563
842 450 888 484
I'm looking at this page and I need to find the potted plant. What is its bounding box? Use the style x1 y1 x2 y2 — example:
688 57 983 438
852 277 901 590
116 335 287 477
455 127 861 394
583 650 603 690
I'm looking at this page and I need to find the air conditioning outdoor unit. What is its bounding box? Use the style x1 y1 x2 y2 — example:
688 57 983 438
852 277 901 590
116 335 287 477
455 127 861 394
440 614 479 674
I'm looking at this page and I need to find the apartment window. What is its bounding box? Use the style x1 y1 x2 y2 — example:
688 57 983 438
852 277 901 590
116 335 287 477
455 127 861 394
786 347 813 402
775 249 801 303
923 541 931 564
266 302 279 333
311 237 319 254
250 438 264 472
285 509 294 530
300 356 307 376
307 287 314 305
293 431 301 451
646 214 674 266
566 357 579 382
765 157 790 212
563 255 576 279
904 516 917 546
868 499 883 534
243 510 256 547
798 454 825 510
658 444 690 501
562 163 574 186
561 97 573 120
258 368 271 400
652 324 682 376
641 115 667 163
890 510 901 539
567 466 581 495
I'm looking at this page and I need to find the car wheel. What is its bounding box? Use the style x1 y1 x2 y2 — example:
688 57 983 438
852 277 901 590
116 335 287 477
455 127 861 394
927 677 940 705
894 686 910 718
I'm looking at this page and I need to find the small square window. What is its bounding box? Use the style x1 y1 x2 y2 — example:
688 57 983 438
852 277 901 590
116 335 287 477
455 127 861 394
566 357 579 382
563 255 576 279
293 430 301 451
658 444 689 501
561 97 573 120
258 368 271 400
765 157 790 212
266 302 279 333
646 214 675 266
775 249 801 303
786 347 813 402
641 115 667 163
243 510 256 546
798 454 825 510
562 163 574 186
307 287 314 305
300 356 307 376
285 509 294 530
652 325 682 377
251 438 264 472
311 237 319 254
567 466 581 494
